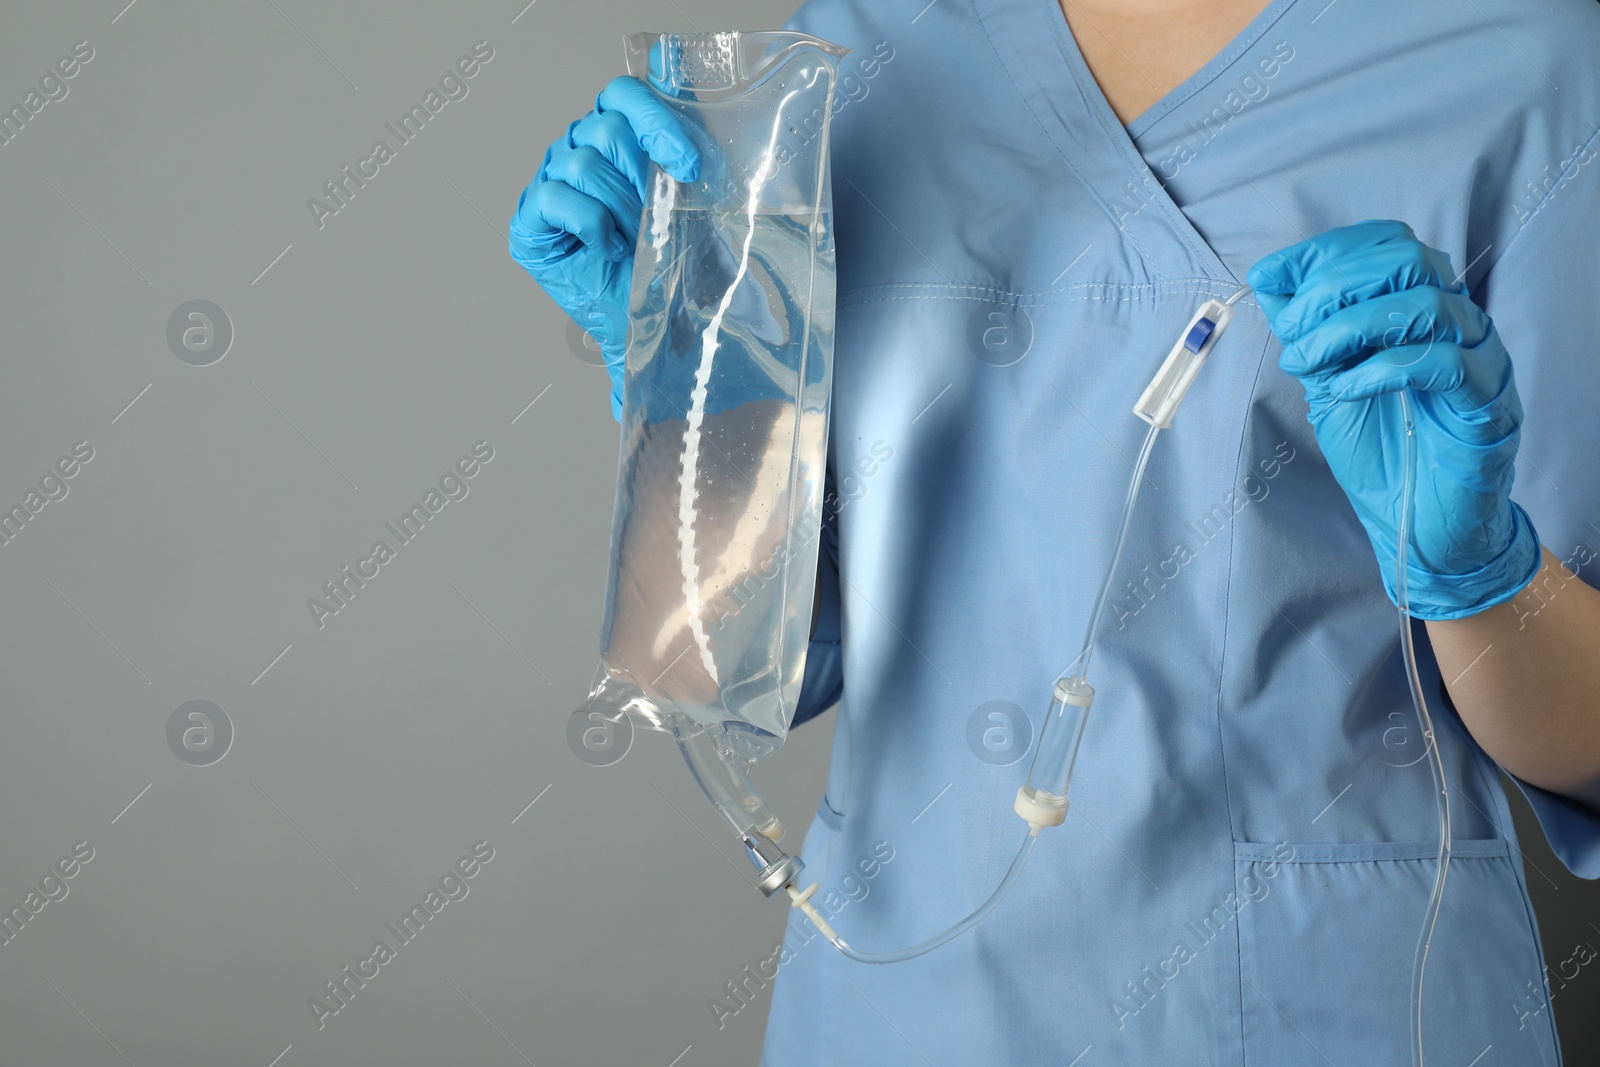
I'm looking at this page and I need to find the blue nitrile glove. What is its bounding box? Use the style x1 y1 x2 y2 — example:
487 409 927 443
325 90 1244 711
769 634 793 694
1248 219 1542 620
508 76 702 421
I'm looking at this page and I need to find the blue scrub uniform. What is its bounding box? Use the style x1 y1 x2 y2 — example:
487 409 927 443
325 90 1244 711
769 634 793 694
760 0 1600 1063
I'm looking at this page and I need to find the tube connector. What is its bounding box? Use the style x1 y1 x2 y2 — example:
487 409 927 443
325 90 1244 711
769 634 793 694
785 882 839 943
743 830 805 897
1014 786 1069 832
1134 299 1236 428
1016 677 1093 832
1052 676 1094 707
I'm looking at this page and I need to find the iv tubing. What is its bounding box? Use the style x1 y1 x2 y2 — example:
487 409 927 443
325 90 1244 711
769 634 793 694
1055 280 1252 688
790 387 1168 963
1397 388 1451 1067
787 833 1040 964
1068 419 1161 683
786 292 1211 963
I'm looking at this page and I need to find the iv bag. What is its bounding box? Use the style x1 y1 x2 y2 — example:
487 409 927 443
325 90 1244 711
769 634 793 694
574 30 847 763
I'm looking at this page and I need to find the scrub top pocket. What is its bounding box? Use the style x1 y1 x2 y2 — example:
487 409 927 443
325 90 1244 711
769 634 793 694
1232 839 1561 1066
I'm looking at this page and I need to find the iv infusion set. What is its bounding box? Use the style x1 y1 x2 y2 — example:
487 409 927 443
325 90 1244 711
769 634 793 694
786 290 1256 963
582 269 1257 958
572 27 1449 1067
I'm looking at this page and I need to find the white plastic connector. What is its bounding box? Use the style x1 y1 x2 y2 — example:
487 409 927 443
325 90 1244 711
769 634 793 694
786 882 839 942
1014 787 1069 832
1052 677 1094 707
1133 299 1235 429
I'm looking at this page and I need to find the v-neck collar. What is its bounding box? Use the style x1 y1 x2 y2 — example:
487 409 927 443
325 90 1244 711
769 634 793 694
975 0 1301 284
1113 0 1304 139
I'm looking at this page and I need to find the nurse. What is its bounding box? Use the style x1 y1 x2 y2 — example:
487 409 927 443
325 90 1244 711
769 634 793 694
510 0 1600 1062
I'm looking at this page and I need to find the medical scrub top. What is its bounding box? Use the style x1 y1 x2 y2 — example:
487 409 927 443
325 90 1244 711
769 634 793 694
756 0 1600 1063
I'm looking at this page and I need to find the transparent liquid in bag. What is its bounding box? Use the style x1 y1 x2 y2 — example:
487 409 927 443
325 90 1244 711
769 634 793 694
575 31 846 765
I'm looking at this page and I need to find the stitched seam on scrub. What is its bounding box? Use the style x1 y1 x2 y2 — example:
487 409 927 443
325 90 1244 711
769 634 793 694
1466 743 1566 1062
1469 121 1600 315
838 283 1258 310
1508 119 1600 242
837 277 1225 301
1442 659 1541 884
1218 331 1271 1067
1515 839 1566 1061
1235 839 1513 862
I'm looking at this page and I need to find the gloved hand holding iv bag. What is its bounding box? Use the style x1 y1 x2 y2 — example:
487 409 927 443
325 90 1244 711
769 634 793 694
508 77 703 420
1248 220 1542 620
571 30 848 764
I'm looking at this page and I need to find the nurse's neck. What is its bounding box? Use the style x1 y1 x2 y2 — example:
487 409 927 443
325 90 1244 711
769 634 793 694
1060 0 1274 125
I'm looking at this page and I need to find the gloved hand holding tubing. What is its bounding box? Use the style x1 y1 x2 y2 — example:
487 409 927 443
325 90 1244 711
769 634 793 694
1248 219 1542 620
508 76 702 421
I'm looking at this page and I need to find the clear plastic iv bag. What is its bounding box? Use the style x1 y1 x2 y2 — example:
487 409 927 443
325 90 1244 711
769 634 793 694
574 30 847 764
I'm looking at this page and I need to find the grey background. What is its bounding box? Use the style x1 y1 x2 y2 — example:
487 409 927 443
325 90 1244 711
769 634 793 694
0 1 1595 1065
